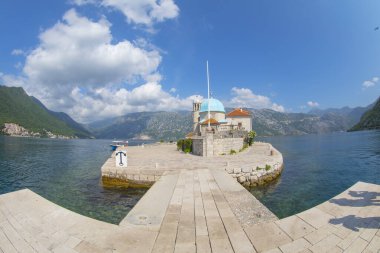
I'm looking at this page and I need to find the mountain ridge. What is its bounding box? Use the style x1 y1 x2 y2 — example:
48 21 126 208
88 104 372 140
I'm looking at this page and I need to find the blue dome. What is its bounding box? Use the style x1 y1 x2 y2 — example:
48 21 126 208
200 98 225 113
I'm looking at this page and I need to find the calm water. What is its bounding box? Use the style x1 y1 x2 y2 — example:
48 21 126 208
252 130 380 218
1 131 379 223
0 136 149 224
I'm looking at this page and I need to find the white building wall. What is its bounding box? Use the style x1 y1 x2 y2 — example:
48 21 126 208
226 116 252 131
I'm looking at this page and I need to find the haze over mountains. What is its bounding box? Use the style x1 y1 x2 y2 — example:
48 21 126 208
88 104 376 140
1 86 378 140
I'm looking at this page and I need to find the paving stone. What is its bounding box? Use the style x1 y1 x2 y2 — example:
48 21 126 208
343 237 368 253
297 207 335 229
363 235 380 253
279 238 311 253
337 229 362 250
262 248 282 253
304 225 335 245
245 222 292 252
308 234 342 253
196 235 211 253
275 215 315 240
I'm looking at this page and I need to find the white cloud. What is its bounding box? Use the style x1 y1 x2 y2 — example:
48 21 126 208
72 0 179 26
362 76 379 88
169 87 176 93
0 9 196 123
11 49 24 56
307 101 319 107
24 9 161 89
226 87 285 112
64 83 197 123
70 0 97 5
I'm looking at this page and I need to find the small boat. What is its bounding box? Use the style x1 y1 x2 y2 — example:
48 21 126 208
110 140 128 151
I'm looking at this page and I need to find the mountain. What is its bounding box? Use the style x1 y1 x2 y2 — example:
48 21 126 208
0 86 92 138
31 97 92 138
88 104 370 140
88 111 193 140
308 104 373 128
349 97 380 131
250 109 350 136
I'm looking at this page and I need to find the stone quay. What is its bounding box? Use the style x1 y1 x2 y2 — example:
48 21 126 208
101 141 284 188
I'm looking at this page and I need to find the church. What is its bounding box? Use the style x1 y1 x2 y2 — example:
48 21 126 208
192 97 252 136
190 96 253 157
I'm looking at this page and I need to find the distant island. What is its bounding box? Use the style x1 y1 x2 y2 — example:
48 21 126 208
1 86 379 140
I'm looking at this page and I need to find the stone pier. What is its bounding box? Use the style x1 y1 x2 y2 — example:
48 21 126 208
101 142 284 187
0 173 379 252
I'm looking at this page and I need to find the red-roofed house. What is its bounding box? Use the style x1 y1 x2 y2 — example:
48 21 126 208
226 108 252 131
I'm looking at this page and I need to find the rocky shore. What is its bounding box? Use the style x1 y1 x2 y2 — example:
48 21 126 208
225 144 283 187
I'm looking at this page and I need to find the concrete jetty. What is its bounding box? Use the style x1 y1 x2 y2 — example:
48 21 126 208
0 143 379 252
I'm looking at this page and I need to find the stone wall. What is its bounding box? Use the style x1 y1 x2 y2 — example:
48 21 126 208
191 134 244 156
192 137 205 156
101 157 163 187
213 137 244 155
225 144 284 187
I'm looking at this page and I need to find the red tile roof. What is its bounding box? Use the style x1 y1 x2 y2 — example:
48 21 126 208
200 118 220 125
226 108 251 117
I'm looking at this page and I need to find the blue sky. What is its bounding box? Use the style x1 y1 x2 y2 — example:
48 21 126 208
0 0 379 122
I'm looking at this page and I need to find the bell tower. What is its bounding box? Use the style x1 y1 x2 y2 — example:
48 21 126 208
193 96 201 132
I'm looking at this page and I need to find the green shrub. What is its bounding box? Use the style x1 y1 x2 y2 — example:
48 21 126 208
230 149 237 155
248 130 257 146
265 164 271 171
256 166 262 170
176 139 183 150
177 139 192 153
160 139 164 143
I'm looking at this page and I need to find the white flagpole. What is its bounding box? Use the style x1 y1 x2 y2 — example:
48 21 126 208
207 61 211 129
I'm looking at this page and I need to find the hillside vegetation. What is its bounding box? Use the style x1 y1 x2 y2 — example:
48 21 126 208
0 86 92 138
350 97 380 131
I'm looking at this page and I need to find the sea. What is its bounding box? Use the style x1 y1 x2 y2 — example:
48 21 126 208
0 130 379 223
253 130 380 218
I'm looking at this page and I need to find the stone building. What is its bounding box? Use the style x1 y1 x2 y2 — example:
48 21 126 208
191 97 253 157
192 97 252 136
